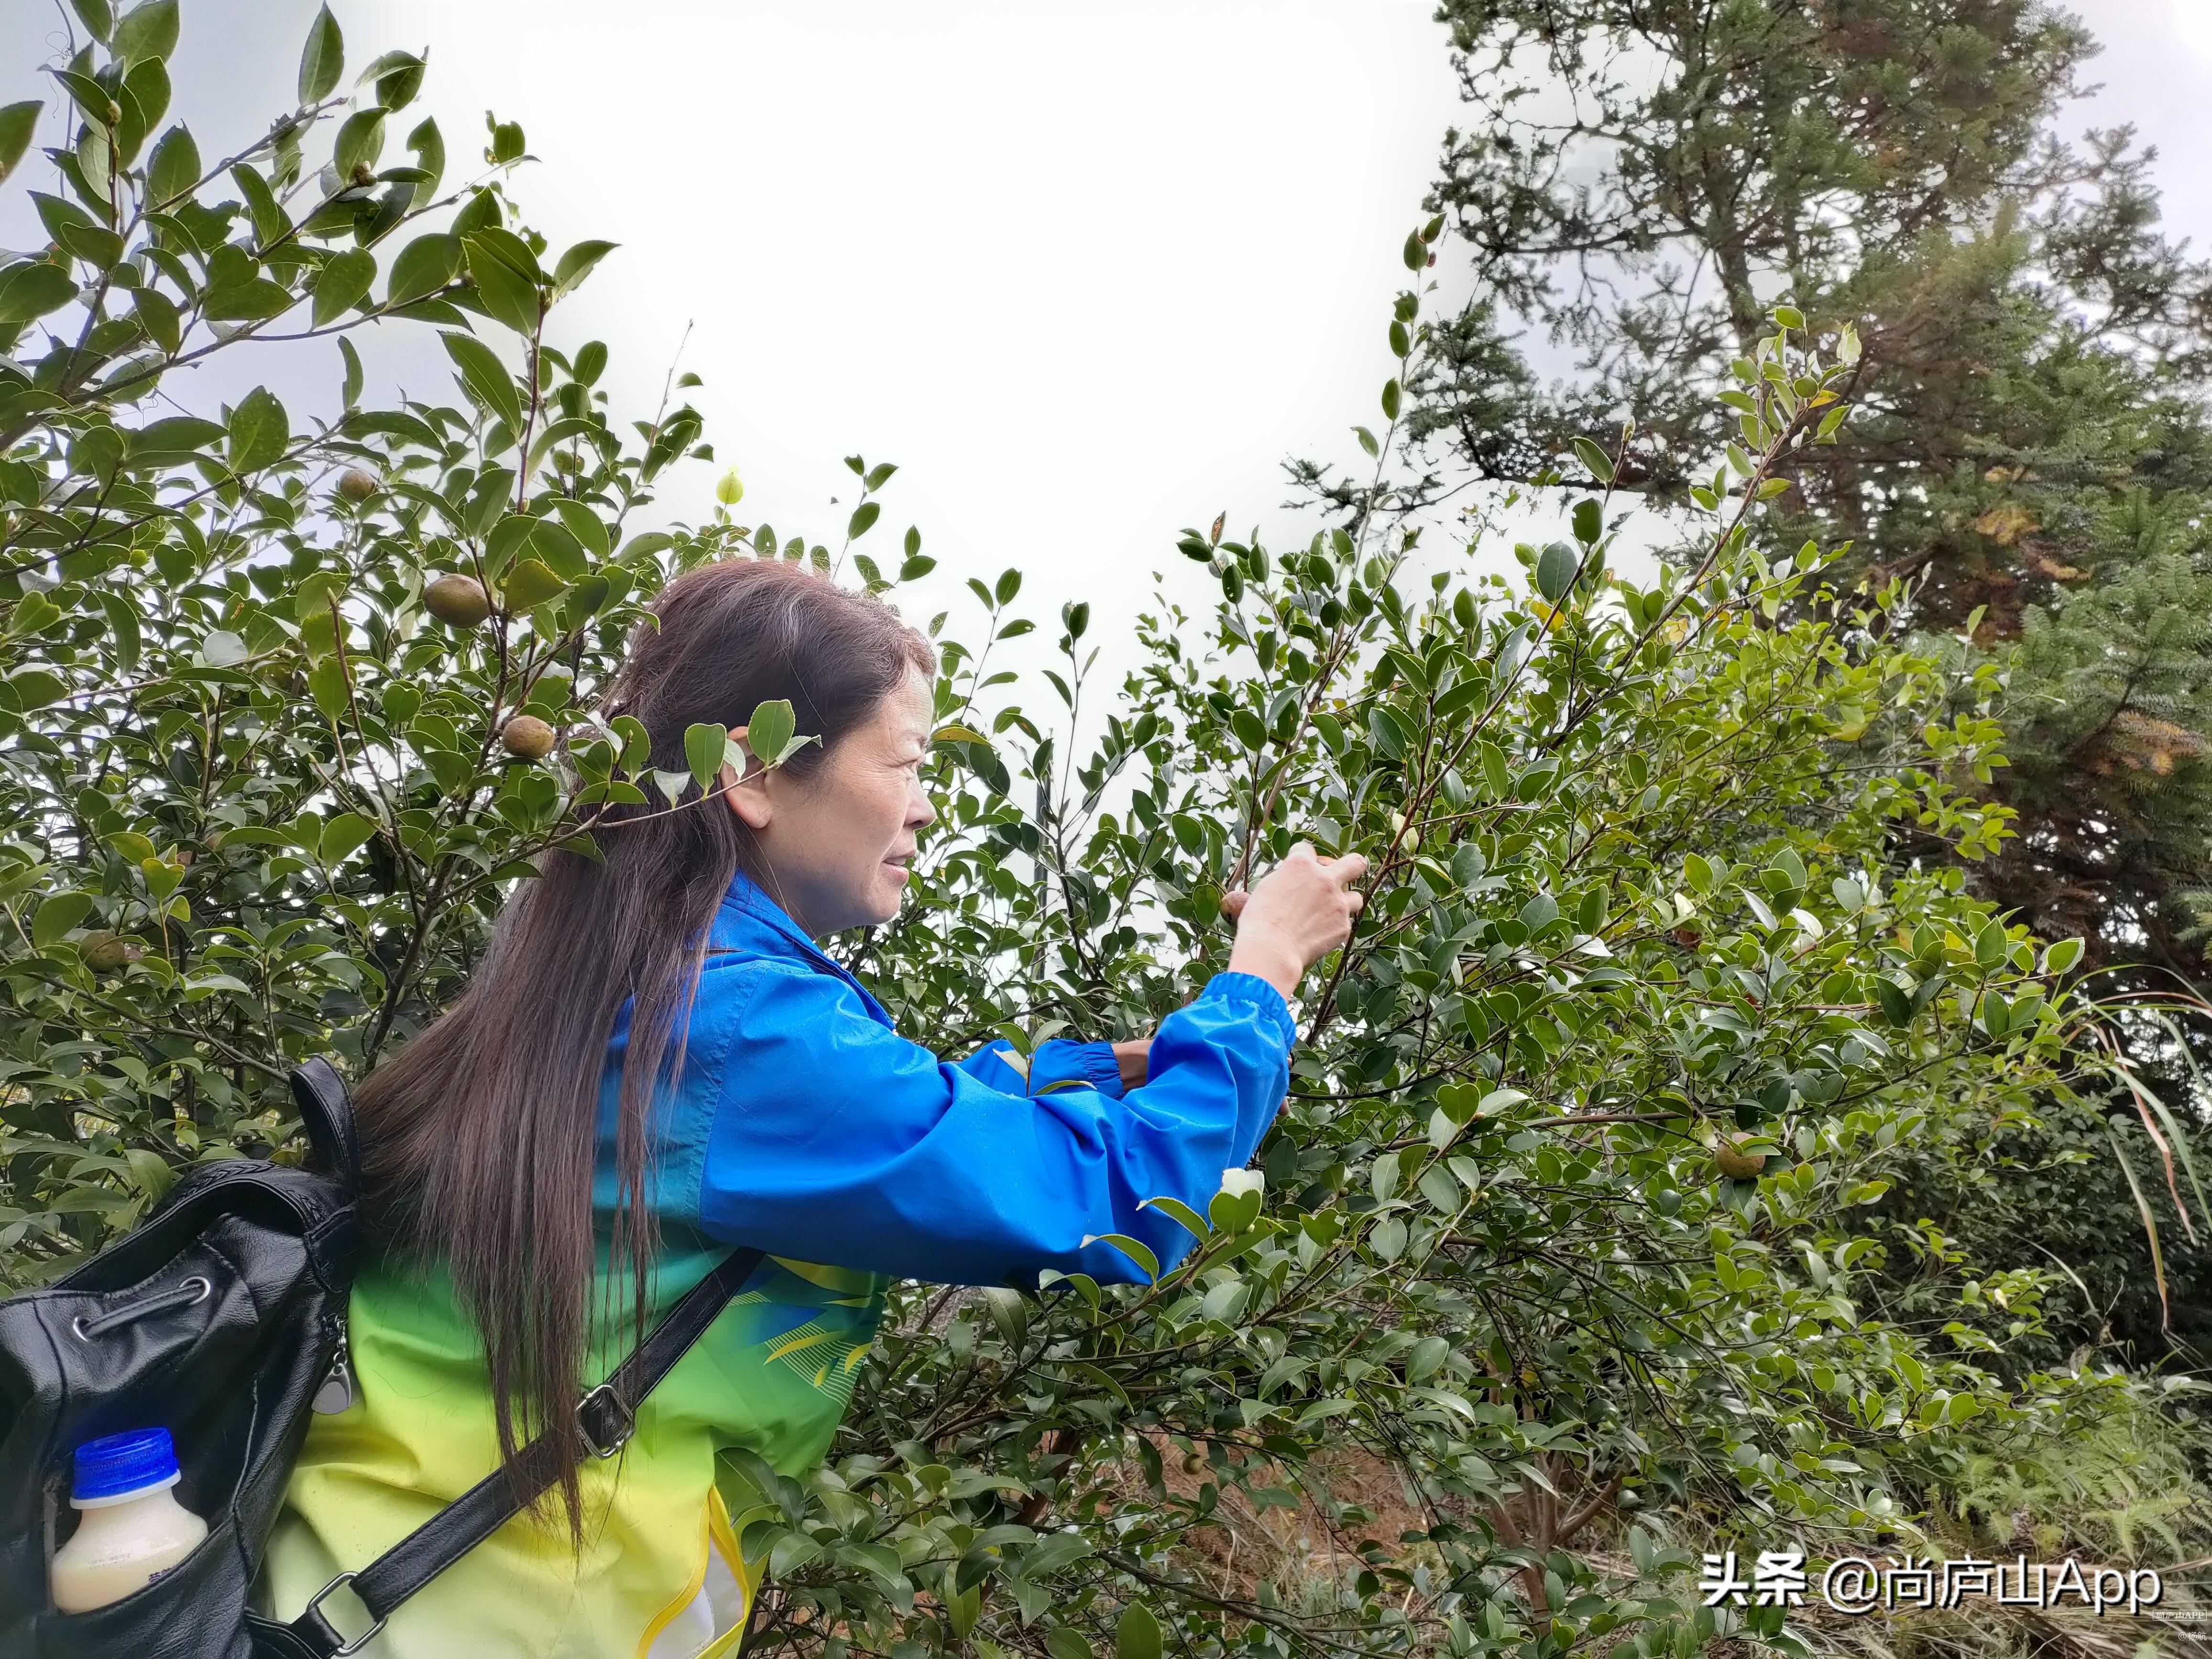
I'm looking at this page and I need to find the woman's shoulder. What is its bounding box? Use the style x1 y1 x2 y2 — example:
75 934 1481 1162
681 935 891 1090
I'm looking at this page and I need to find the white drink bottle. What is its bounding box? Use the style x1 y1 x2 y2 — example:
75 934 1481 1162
49 1427 207 1613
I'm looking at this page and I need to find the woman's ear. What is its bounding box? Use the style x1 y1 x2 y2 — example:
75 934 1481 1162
720 729 773 831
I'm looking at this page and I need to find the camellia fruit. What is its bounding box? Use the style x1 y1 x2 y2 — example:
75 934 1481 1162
1712 1133 1767 1181
336 468 380 504
78 931 136 973
500 715 557 761
422 573 491 628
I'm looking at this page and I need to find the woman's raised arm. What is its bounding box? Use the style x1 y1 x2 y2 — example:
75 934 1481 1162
692 964 1294 1286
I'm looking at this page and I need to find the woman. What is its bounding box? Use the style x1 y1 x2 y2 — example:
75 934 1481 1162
259 559 1365 1657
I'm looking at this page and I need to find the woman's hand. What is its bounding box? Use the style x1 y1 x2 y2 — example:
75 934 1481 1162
1222 843 1368 999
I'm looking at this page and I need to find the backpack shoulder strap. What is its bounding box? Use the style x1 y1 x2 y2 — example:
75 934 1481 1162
263 1245 766 1657
289 1058 361 1193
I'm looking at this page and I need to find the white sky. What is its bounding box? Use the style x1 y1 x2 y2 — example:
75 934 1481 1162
3 0 2209 671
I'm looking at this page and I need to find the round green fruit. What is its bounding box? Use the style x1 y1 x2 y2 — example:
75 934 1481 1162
423 573 491 628
78 930 135 973
499 715 557 761
1712 1134 1767 1181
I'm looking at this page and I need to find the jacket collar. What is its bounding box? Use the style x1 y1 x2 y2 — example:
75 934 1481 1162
721 871 902 1026
712 868 822 958
711 872 893 1026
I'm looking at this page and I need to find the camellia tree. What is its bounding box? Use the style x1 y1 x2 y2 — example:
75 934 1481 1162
0 6 2202 1659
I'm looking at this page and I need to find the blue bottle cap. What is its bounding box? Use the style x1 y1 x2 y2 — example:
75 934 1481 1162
71 1427 180 1503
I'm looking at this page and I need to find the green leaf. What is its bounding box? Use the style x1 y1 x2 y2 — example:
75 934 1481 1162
1977 987 2012 1038
124 1147 175 1202
1116 1604 1162 1659
743 699 802 769
144 123 197 203
299 5 344 104
196 629 247 666
607 715 652 774
70 0 113 43
1402 230 1427 272
847 500 880 540
365 49 426 112
1571 435 1613 485
0 102 42 187
32 890 94 947
500 558 567 611
526 515 587 579
1535 541 1577 603
52 68 113 130
338 336 363 409
203 274 292 321
332 109 385 178
1047 1630 1095 1659
312 247 375 326
406 115 445 195
441 331 524 434
551 238 616 297
122 58 170 150
685 722 728 793
0 261 78 325
553 498 611 559
387 232 459 305
1874 976 1913 1029
308 656 348 719
1417 1163 1463 1213
1080 1232 1159 1281
113 0 179 65
226 385 288 472
319 812 375 865
463 232 541 335
98 590 140 672
1137 1194 1211 1239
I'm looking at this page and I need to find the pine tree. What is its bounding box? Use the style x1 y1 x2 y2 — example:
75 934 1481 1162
1416 0 2212 983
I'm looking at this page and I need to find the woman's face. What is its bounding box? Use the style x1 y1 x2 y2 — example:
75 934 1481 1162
727 667 936 938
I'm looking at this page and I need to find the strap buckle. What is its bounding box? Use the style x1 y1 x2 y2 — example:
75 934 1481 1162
577 1381 634 1458
300 1571 387 1657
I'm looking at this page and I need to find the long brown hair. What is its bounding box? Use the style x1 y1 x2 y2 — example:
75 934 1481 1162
356 559 935 1528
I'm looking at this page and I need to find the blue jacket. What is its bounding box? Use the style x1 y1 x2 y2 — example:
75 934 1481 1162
601 869 1300 1286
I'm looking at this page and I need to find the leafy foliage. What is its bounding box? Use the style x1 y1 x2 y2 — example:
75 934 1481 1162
1410 0 2212 1007
0 8 2203 1659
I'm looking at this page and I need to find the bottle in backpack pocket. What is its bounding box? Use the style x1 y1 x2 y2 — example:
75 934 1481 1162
48 1427 207 1613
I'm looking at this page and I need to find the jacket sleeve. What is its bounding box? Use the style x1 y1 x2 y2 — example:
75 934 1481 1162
695 969 1294 1286
952 1038 1128 1101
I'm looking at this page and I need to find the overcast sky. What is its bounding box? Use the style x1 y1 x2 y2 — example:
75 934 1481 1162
3 0 2208 658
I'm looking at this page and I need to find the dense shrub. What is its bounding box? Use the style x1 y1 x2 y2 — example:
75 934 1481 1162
0 7 2200 1658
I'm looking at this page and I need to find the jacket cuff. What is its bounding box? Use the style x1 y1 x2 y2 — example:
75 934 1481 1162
1198 970 1298 1050
1031 1038 1128 1100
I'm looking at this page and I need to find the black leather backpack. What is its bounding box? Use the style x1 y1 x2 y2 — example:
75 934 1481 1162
0 1060 359 1656
0 1059 760 1658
